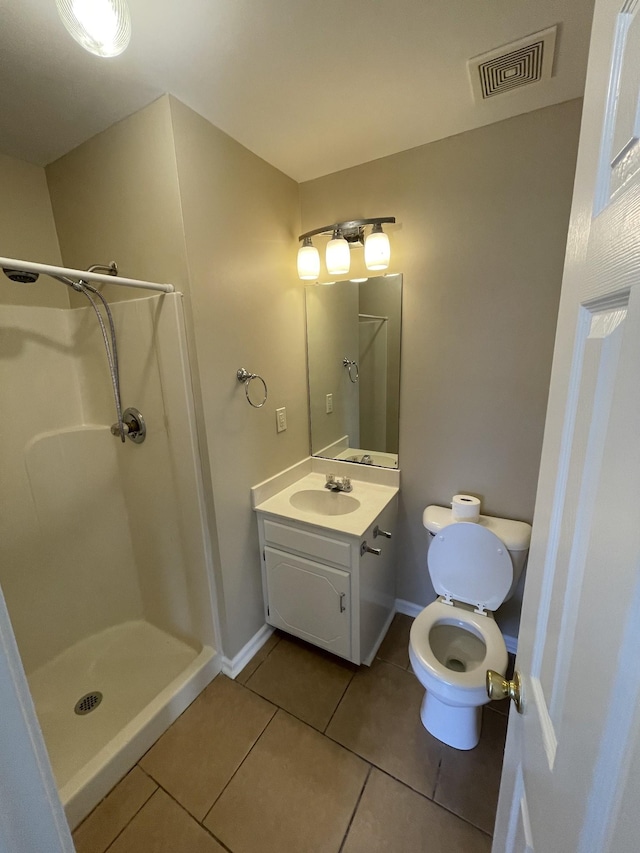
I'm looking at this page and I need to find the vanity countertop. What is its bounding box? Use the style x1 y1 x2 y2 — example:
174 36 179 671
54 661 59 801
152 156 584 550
253 471 399 537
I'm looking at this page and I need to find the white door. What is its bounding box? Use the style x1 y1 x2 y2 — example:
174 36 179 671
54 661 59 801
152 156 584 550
494 1 640 850
0 584 74 852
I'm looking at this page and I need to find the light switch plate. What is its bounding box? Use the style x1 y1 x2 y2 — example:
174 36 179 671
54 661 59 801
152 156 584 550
326 393 333 414
276 407 287 432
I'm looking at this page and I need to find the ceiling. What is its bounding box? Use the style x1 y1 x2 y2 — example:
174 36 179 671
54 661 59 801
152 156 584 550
0 0 594 182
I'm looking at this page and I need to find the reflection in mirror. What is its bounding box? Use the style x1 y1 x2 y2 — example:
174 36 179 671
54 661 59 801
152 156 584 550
305 274 402 468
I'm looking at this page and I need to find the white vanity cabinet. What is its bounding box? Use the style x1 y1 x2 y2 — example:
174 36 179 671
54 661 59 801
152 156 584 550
256 495 397 666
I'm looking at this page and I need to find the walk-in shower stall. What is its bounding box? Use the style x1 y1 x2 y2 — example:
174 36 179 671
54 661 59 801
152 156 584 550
0 262 221 828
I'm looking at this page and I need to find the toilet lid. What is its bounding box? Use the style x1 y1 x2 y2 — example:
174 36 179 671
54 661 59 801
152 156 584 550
428 522 513 611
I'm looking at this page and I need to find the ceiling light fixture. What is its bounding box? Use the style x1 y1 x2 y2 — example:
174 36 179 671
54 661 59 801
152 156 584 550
56 0 132 58
297 217 395 281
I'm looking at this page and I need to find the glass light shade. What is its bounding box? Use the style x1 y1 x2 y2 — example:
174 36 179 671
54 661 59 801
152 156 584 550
56 0 131 57
326 236 350 276
297 242 320 280
364 228 391 271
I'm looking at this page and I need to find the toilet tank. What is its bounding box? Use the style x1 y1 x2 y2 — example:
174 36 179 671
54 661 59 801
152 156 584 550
422 505 532 601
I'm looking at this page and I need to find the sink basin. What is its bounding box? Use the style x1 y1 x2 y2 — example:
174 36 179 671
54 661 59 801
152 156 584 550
289 489 361 516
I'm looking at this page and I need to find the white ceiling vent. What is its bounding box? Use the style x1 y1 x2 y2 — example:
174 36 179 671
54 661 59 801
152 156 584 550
468 26 557 102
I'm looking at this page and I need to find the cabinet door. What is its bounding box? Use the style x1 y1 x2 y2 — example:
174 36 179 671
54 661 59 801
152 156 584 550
265 547 351 659
360 497 398 665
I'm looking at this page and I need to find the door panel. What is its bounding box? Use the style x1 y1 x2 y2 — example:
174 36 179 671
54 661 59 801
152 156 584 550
494 0 640 849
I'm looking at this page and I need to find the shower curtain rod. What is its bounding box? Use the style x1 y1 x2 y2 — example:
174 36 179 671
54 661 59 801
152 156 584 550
358 313 388 321
0 256 175 293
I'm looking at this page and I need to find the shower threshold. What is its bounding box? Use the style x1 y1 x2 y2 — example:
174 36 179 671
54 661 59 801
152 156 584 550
27 620 219 829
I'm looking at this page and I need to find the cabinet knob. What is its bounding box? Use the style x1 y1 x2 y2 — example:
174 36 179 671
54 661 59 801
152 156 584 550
360 541 382 556
373 525 392 539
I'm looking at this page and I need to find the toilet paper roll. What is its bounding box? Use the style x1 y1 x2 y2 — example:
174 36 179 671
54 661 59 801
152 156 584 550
451 494 481 523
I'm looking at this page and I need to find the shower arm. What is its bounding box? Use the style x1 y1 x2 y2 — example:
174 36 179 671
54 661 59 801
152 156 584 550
0 256 174 293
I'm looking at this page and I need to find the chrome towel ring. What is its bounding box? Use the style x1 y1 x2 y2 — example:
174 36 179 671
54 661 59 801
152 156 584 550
343 357 359 383
237 368 268 408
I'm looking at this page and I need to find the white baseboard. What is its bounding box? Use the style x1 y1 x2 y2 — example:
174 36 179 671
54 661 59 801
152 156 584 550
395 598 518 655
221 623 275 679
394 598 424 619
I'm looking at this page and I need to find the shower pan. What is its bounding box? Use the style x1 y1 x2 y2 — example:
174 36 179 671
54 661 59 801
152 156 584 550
0 262 221 829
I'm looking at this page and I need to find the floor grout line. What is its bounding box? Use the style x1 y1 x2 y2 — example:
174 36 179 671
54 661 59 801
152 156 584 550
237 632 282 684
375 655 411 672
133 776 235 852
322 671 356 734
199 823 235 853
100 785 162 853
337 764 372 853
201 703 279 825
374 767 494 839
73 765 158 853
431 756 443 799
238 668 352 735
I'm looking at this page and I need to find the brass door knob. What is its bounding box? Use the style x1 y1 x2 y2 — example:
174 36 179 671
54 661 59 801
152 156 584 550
486 670 523 713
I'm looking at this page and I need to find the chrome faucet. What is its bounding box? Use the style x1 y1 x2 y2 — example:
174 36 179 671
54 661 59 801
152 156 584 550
360 454 373 465
325 473 353 493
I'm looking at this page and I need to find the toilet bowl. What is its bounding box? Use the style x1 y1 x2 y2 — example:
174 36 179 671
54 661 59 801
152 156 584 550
409 506 531 750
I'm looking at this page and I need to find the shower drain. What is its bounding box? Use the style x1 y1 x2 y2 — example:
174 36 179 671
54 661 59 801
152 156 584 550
74 691 103 715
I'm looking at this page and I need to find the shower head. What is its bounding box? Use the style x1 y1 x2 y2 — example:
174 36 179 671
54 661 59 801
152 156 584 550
3 268 39 284
2 266 84 290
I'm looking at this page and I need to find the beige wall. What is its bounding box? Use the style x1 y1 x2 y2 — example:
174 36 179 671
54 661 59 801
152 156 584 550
301 99 582 606
169 98 307 657
0 153 66 307
46 96 191 303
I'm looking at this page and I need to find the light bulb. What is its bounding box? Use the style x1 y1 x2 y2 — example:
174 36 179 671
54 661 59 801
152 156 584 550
326 231 350 276
297 238 320 280
364 225 390 271
57 0 131 57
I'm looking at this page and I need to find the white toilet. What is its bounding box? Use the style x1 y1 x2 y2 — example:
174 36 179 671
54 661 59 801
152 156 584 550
409 505 531 750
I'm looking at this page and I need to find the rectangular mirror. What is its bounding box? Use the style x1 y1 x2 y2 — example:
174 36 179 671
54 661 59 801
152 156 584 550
305 274 402 468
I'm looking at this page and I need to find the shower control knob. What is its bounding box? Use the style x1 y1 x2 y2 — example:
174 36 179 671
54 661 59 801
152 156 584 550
111 407 147 444
486 670 523 713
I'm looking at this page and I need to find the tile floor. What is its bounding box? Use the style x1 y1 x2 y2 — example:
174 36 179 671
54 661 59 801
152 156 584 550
72 615 508 853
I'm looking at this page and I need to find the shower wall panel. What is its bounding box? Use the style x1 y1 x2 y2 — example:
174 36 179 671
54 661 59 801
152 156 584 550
0 293 217 676
69 293 217 651
0 305 143 672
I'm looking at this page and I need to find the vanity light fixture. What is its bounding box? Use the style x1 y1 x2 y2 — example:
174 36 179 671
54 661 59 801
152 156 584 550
364 223 391 271
326 229 350 276
297 217 396 281
297 237 320 280
56 0 132 57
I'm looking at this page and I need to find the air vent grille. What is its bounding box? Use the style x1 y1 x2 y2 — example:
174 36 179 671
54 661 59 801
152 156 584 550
469 26 557 102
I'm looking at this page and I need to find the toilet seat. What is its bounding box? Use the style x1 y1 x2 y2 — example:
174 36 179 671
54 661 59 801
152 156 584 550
428 521 513 613
409 600 507 705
